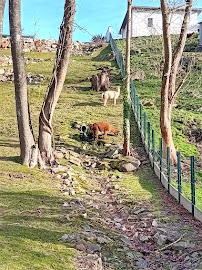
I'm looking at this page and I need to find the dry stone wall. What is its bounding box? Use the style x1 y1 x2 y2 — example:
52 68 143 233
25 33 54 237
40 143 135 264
1 37 104 55
0 37 105 83
0 67 46 85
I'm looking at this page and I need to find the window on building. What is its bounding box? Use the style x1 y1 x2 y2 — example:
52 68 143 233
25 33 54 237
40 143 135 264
148 18 153 27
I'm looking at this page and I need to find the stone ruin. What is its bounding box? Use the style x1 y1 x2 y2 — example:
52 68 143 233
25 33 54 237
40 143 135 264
0 37 105 55
0 67 45 85
0 37 106 84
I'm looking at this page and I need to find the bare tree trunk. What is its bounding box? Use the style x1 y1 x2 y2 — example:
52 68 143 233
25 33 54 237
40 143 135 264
9 0 37 166
38 0 76 165
160 0 193 164
0 0 6 44
123 0 132 156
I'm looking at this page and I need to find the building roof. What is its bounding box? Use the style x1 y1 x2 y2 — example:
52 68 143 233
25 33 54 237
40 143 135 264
3 34 35 38
132 6 202 12
119 6 202 34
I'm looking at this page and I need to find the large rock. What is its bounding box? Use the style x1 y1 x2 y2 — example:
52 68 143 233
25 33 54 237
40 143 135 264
51 166 68 173
142 99 155 108
86 242 101 254
110 157 141 172
172 242 195 250
68 156 81 166
137 258 148 269
131 70 145 81
120 161 140 172
154 233 167 246
54 151 64 159
60 233 80 243
130 48 141 55
0 68 5 75
77 254 103 270
104 148 119 158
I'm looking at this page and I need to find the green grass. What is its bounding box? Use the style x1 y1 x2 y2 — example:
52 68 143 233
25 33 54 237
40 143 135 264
116 34 202 190
0 156 76 269
0 45 148 268
116 35 202 157
0 46 122 269
0 49 55 59
0 43 200 268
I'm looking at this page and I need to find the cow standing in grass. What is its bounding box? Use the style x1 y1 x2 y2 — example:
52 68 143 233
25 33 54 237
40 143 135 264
90 70 110 91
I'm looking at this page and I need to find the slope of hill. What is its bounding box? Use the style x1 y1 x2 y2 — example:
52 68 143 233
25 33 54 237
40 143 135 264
0 43 202 269
116 34 202 184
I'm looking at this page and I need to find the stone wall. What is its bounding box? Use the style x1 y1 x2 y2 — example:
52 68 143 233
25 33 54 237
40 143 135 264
0 67 46 84
0 37 105 55
0 38 105 82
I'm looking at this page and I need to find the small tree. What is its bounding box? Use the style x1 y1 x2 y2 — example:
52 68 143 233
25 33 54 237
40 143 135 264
9 0 37 166
9 0 76 167
123 0 132 156
38 0 76 165
160 0 193 164
0 0 6 45
91 34 104 43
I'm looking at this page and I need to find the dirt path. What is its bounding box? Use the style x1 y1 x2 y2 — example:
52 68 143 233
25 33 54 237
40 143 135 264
57 144 202 270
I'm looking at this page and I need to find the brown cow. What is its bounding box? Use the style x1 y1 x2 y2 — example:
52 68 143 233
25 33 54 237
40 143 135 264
90 74 99 91
91 70 110 91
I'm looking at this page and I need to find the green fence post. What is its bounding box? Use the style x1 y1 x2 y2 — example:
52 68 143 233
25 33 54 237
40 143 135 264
167 147 171 193
147 122 150 154
177 151 181 204
130 87 134 105
133 88 136 111
139 103 142 132
191 156 195 216
144 113 147 142
136 96 139 121
152 130 155 166
160 138 163 182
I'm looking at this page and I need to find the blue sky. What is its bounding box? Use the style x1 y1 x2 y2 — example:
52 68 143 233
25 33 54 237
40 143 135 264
3 0 202 42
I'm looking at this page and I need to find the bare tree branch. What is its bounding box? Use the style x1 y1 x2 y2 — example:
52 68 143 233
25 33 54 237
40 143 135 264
170 70 191 104
170 5 186 13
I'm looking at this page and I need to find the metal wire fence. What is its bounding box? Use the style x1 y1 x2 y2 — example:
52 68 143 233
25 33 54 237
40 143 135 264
109 34 202 222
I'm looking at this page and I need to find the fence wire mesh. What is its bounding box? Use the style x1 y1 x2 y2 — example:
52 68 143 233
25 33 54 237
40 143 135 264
109 34 202 216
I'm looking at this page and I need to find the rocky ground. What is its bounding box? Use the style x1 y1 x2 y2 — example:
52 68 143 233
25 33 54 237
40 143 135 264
50 143 202 270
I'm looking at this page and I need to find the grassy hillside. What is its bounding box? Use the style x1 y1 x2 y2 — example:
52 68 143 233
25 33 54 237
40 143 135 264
0 45 162 268
0 42 201 268
116 34 202 156
116 34 202 186
0 46 121 269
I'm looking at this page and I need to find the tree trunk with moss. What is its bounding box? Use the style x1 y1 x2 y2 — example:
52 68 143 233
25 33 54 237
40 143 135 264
38 0 76 165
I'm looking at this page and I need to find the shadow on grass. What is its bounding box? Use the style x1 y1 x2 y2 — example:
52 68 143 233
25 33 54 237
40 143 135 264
63 85 91 91
130 110 143 148
0 224 65 244
0 139 19 148
0 155 21 164
92 45 120 66
0 190 61 210
0 190 72 244
63 140 107 158
73 101 101 107
128 110 162 209
92 45 112 62
73 86 91 91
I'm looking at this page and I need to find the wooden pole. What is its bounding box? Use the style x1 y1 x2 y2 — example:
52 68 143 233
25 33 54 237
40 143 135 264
123 0 132 156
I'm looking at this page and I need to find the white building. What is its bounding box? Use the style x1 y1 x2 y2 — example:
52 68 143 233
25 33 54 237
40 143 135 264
119 6 202 38
200 22 202 44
